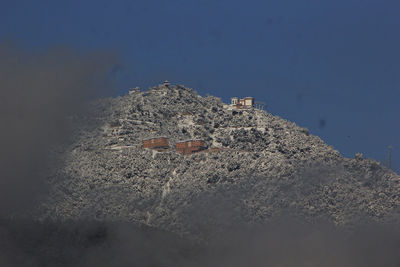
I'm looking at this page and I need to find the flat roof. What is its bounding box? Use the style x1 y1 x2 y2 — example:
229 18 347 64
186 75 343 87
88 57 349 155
231 96 254 99
142 136 168 141
176 139 205 143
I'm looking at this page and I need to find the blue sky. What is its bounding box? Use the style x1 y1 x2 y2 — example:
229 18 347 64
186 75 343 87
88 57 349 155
1 0 399 172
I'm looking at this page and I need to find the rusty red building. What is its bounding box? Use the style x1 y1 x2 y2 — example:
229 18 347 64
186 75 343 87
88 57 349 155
142 136 169 151
176 139 206 155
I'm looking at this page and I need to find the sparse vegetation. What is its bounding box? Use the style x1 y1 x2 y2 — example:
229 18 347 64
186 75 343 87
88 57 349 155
41 83 400 240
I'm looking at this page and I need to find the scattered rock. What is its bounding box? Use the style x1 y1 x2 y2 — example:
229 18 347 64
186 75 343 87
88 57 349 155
40 83 400 238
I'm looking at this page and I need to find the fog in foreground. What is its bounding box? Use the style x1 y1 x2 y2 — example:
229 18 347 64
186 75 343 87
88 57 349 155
1 217 400 267
0 43 117 216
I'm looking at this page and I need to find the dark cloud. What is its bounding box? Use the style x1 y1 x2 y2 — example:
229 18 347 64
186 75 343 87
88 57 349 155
200 219 400 267
0 42 118 217
0 219 201 267
1 214 399 266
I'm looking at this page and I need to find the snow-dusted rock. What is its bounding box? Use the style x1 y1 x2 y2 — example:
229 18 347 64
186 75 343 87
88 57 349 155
40 83 400 237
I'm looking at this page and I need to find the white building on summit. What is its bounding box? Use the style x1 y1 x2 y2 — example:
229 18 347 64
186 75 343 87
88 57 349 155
231 97 254 109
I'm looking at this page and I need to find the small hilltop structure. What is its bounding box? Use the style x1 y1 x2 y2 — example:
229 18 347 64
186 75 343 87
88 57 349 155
230 97 265 110
176 139 207 155
231 97 254 109
142 136 170 151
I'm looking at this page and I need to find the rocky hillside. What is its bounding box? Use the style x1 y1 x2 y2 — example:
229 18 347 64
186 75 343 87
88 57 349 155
40 82 400 238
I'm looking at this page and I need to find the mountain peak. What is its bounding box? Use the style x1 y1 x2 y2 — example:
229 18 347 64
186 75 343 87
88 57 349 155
41 83 400 238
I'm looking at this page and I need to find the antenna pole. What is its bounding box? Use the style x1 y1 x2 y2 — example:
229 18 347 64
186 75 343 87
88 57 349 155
387 145 392 169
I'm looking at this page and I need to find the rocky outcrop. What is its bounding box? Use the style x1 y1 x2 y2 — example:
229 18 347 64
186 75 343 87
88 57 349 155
39 82 400 238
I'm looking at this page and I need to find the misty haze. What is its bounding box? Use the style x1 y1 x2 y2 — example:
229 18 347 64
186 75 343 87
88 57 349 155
1 1 400 266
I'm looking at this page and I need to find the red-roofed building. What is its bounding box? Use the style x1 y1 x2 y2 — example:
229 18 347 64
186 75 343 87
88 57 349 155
142 136 169 151
176 139 206 155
